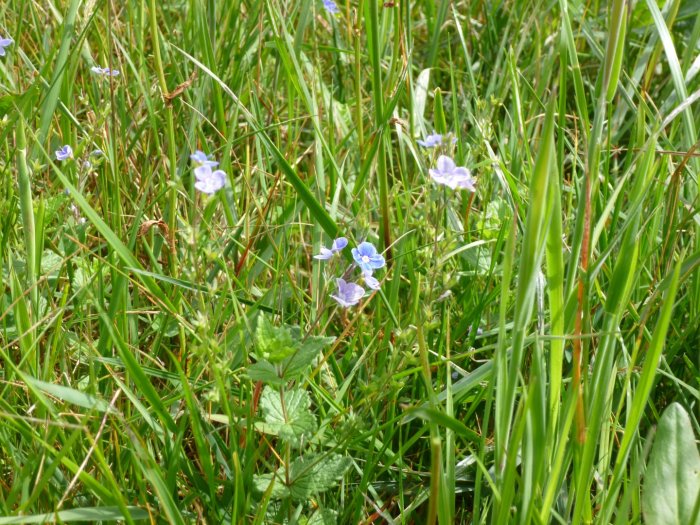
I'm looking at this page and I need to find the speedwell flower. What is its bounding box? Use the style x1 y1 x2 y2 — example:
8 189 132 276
417 133 443 148
322 0 340 14
352 242 385 273
91 66 120 77
314 237 348 260
0 36 13 57
331 278 365 308
55 145 73 161
190 150 219 167
429 155 475 191
194 165 226 194
417 133 457 148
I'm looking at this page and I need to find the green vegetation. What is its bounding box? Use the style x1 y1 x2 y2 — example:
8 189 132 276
1 0 699 522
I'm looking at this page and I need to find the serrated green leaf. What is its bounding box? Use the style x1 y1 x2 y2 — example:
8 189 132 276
254 454 351 502
260 386 317 446
247 361 285 386
643 403 700 525
287 454 352 500
280 335 334 380
253 473 290 499
303 508 338 525
255 315 298 363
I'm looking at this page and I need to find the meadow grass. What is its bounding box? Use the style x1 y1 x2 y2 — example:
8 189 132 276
1 0 699 523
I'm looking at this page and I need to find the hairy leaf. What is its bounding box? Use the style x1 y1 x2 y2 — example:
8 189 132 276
260 386 317 446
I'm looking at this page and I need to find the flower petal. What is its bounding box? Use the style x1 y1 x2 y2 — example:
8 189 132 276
368 254 385 269
356 241 377 257
314 247 333 260
332 237 348 252
330 294 352 308
436 155 455 173
429 168 451 186
194 165 212 181
452 167 471 178
364 274 381 290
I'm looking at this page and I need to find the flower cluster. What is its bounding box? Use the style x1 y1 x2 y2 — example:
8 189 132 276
315 238 385 308
418 131 476 190
190 150 226 194
91 66 120 77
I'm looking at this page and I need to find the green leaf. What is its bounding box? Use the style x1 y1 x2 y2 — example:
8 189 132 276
280 335 334 380
260 386 317 446
26 378 116 413
254 454 351 501
288 454 352 500
402 407 480 442
0 94 17 119
0 506 148 524
253 472 290 500
643 403 700 525
255 315 298 363
303 508 338 525
247 361 285 386
250 322 334 385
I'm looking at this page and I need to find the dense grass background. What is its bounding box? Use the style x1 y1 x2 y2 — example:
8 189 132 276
1 0 699 522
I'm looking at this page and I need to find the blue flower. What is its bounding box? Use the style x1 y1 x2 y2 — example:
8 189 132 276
0 36 13 57
91 66 120 77
351 241 385 273
322 0 340 14
363 270 381 291
194 165 226 194
417 132 458 148
429 155 475 191
190 150 220 168
331 278 365 308
55 145 73 161
417 133 443 148
314 237 348 260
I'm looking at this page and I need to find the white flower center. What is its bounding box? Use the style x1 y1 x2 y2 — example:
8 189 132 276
362 255 370 263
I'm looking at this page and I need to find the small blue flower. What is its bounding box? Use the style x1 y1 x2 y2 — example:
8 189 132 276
417 133 443 148
55 145 73 161
417 132 458 148
322 0 340 14
190 150 220 168
314 237 348 260
0 36 13 57
352 241 385 273
194 165 226 194
91 66 120 77
429 155 475 191
331 278 365 308
363 270 381 291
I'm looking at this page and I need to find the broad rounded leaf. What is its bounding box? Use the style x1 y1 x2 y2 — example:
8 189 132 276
643 403 700 525
260 386 317 446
